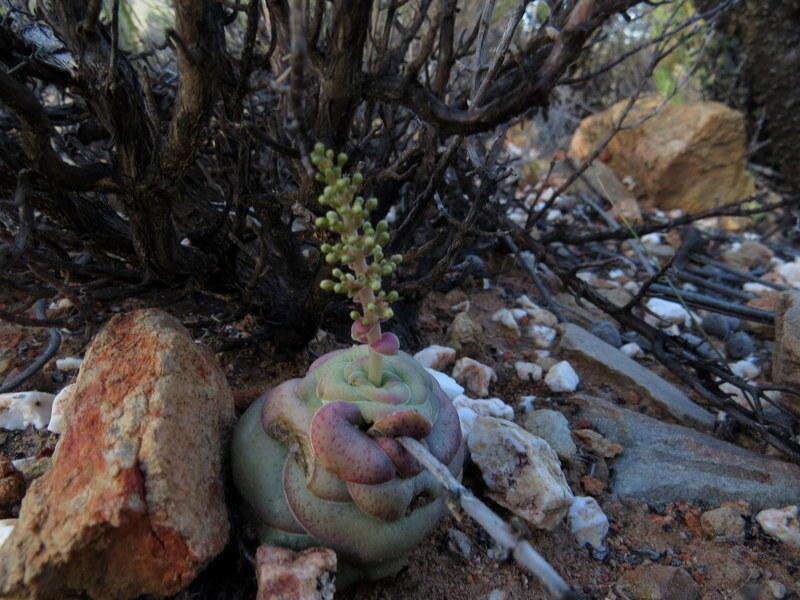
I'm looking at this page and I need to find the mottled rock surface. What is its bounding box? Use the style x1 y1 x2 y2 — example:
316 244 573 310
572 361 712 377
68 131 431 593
566 395 800 511
0 309 234 599
256 546 336 600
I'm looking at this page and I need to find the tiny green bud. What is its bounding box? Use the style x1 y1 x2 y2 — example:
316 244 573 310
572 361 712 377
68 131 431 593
315 217 328 228
332 268 343 278
320 279 334 291
366 197 378 211
376 220 389 233
314 142 325 154
391 254 403 264
387 290 399 301
367 302 377 312
384 308 394 319
378 232 390 244
334 283 344 293
325 253 337 264
350 310 360 321
326 149 334 160
320 243 332 253
370 280 381 291
338 153 348 166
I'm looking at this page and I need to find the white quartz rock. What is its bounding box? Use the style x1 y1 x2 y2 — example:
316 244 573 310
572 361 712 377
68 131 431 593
645 298 690 327
426 368 465 400
0 519 17 548
453 395 514 421
414 345 457 371
491 309 520 336
756 506 800 550
55 357 82 372
514 361 543 382
525 324 557 349
620 342 644 358
569 496 610 551
544 361 580 393
48 383 75 434
0 392 54 430
468 416 574 529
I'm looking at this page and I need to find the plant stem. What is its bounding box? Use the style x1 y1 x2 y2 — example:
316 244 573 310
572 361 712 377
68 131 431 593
368 345 383 386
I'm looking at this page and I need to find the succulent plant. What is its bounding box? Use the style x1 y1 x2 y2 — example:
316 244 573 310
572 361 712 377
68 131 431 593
231 145 464 584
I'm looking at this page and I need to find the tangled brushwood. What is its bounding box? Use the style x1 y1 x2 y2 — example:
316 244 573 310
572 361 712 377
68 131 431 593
1 0 799 457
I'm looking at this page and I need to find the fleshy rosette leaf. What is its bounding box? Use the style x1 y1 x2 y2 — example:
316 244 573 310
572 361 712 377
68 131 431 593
231 345 464 585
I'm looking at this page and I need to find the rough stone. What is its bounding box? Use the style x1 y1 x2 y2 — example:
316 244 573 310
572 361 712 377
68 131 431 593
645 298 690 328
426 368 464 400
700 506 746 541
723 241 774 271
0 392 54 430
452 358 497 397
726 331 755 360
544 361 580 393
0 521 14 549
756 506 800 550
589 321 622 348
703 313 733 339
468 416 574 530
255 546 336 600
47 383 73 434
523 409 577 463
452 396 514 421
615 564 700 600
567 394 800 511
569 96 756 213
0 461 24 517
514 361 542 382
0 309 235 599
490 309 520 336
568 496 609 552
525 324 557 349
620 342 644 358
559 324 715 429
413 345 456 371
773 292 800 393
446 528 473 561
572 429 623 458
447 311 483 350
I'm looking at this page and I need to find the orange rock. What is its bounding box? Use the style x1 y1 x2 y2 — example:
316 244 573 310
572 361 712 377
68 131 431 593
569 96 757 213
0 309 235 599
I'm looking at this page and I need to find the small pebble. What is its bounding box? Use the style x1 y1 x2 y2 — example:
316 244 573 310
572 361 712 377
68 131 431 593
646 298 689 327
526 325 557 349
544 361 579 393
519 396 537 412
452 358 497 397
446 528 473 560
590 321 622 348
569 496 609 553
426 369 464 400
413 345 456 370
514 361 543 382
702 313 731 339
452 396 514 421
756 505 800 549
729 359 760 380
491 309 520 336
620 342 643 358
55 357 82 372
725 331 755 360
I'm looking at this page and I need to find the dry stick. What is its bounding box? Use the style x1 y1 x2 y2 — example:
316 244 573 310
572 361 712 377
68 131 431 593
0 299 62 394
398 437 579 600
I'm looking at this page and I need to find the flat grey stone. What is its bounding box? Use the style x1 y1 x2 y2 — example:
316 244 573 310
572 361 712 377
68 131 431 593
566 394 800 511
558 323 715 429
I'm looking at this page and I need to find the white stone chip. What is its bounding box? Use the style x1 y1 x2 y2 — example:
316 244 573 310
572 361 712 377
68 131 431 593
756 506 800 550
413 345 456 371
545 361 580 393
48 383 75 434
0 519 17 548
646 298 690 327
426 368 464 400
620 342 644 358
525 324 557 348
0 392 54 430
55 357 83 372
453 395 514 421
491 309 520 335
514 361 543 382
569 497 610 551
729 360 760 380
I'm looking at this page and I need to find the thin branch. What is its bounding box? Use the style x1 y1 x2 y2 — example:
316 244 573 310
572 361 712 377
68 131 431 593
398 437 578 600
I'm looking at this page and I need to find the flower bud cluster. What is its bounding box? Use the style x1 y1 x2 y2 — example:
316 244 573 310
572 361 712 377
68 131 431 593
312 143 401 330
